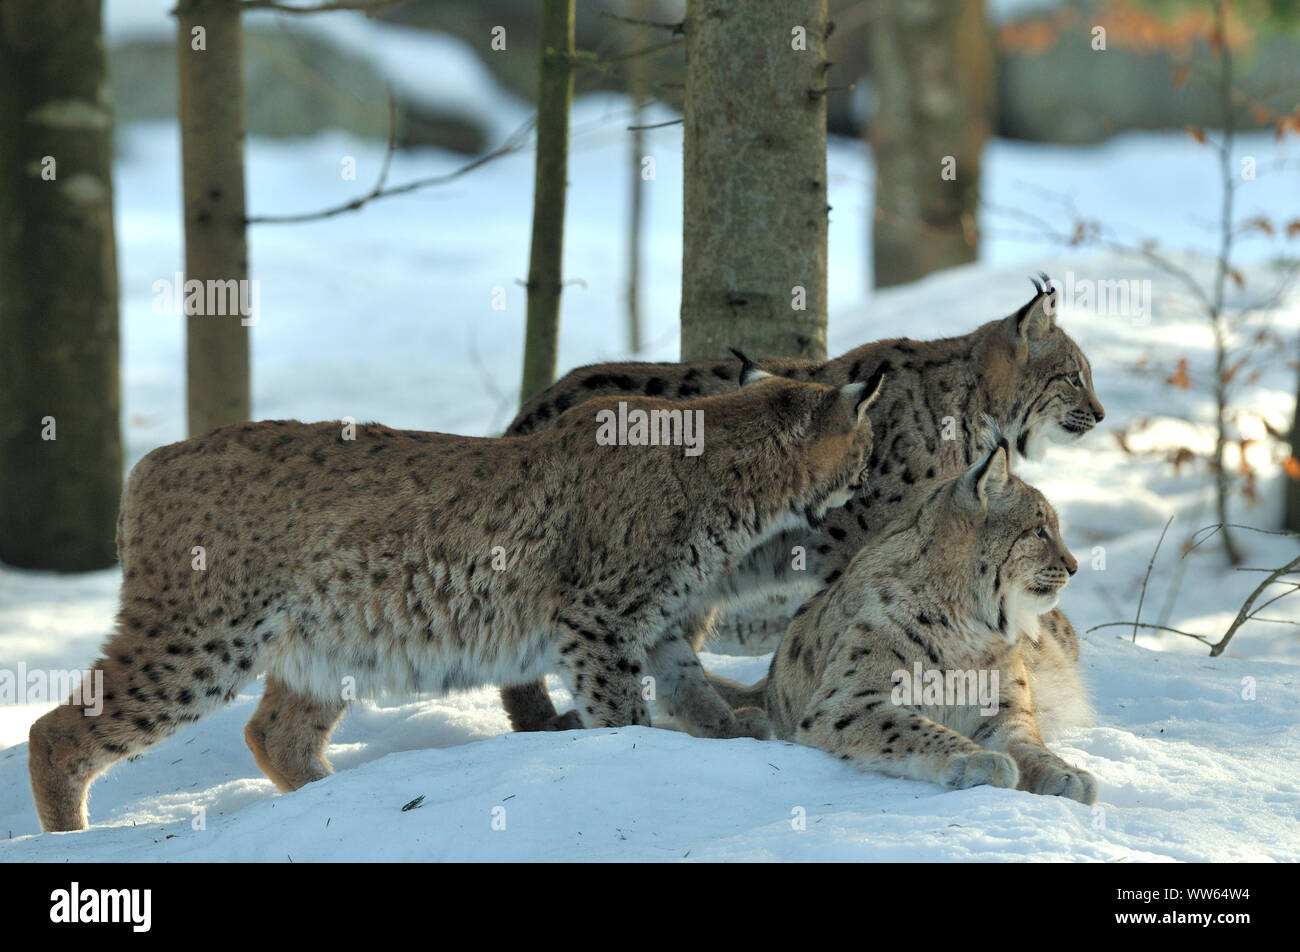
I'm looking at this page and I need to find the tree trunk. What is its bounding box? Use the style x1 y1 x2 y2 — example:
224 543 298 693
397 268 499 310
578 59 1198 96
177 0 251 436
520 0 575 404
680 0 829 362
867 0 992 289
0 0 122 571
1286 359 1300 531
624 0 650 355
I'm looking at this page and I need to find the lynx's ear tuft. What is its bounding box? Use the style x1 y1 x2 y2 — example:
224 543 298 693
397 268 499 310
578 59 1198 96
962 442 1012 509
730 347 771 386
843 366 886 421
976 413 1013 469
1014 275 1058 341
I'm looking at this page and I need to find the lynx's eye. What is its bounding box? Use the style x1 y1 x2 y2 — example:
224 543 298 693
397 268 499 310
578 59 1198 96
1067 371 1083 388
1036 526 1050 540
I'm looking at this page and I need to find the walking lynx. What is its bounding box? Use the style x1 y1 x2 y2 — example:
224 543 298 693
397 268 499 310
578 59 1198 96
29 371 883 831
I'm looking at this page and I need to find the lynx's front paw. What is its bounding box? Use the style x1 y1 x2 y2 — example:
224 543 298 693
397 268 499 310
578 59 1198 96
1032 764 1098 804
943 751 1019 791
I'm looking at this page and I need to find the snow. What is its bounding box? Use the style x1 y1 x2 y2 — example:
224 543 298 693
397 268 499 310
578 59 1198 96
3 645 1297 860
3 26 1300 858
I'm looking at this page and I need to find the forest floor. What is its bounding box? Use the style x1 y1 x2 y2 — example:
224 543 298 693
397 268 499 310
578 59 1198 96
2 83 1299 859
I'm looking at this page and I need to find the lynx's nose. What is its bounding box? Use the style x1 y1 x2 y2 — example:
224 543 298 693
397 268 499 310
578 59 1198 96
1064 553 1078 576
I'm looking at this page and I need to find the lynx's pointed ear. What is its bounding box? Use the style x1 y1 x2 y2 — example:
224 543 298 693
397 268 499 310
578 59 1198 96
962 441 1012 509
730 347 771 386
843 366 886 422
1012 275 1058 343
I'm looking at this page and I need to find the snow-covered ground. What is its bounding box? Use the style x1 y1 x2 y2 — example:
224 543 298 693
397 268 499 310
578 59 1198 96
3 15 1300 859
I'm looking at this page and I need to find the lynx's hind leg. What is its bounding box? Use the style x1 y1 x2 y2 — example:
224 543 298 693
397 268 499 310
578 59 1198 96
244 676 346 792
29 605 262 831
499 681 581 732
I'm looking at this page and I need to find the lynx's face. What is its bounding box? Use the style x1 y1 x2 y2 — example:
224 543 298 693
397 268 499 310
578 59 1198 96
1000 282 1106 461
951 440 1077 639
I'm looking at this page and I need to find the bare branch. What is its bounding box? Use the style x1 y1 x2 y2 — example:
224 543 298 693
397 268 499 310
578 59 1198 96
241 0 412 15
1190 522 1299 552
1085 621 1213 645
1133 515 1175 642
247 114 536 226
1211 553 1300 656
598 9 685 34
627 118 682 131
574 37 684 72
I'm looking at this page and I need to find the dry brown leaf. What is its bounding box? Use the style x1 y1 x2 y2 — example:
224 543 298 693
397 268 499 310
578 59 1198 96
1242 471 1259 505
1165 357 1191 389
1238 439 1256 475
1169 447 1197 472
1222 358 1248 385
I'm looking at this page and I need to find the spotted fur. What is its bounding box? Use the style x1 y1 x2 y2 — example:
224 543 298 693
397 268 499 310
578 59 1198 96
28 374 881 832
502 280 1105 730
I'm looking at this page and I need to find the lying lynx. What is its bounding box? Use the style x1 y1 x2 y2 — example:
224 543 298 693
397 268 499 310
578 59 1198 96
502 279 1105 732
744 439 1098 803
29 372 882 831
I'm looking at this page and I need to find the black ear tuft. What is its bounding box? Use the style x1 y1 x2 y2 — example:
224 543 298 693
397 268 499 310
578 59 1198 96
1030 273 1045 294
860 365 887 409
729 347 767 386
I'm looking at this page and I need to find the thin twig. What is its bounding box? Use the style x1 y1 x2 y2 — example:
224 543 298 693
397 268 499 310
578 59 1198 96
241 0 412 14
1246 582 1300 616
627 118 682 131
1211 553 1300 656
1086 621 1213 645
598 9 685 34
1190 522 1299 551
571 38 684 73
247 114 536 225
1133 515 1175 642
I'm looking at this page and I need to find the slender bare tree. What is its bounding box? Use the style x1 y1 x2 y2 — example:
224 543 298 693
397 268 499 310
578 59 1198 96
520 0 575 404
0 0 122 570
177 0 252 435
1287 356 1300 531
624 0 652 355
